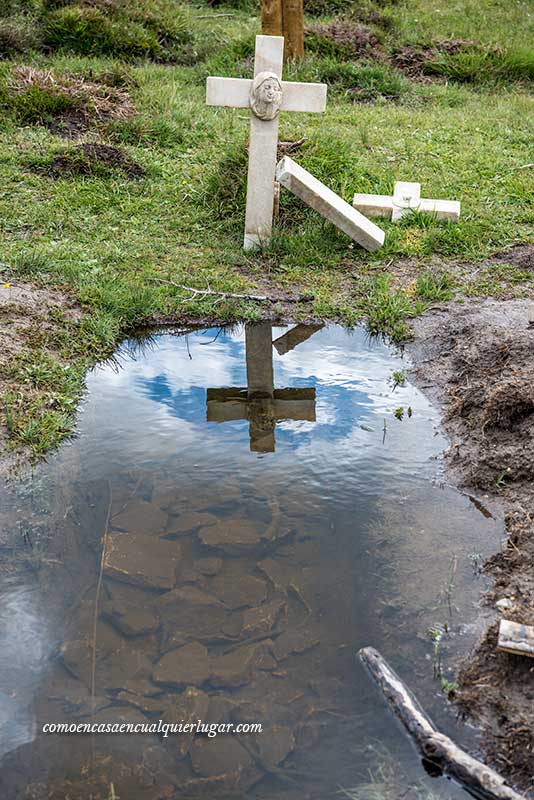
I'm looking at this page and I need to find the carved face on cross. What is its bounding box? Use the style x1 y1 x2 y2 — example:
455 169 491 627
250 71 283 120
206 35 327 250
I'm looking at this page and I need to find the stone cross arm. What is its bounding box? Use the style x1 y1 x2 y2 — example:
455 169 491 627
206 77 327 114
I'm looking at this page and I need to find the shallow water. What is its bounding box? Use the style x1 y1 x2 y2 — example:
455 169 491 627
0 323 503 800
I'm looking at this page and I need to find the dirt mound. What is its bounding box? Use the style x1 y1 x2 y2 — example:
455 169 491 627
8 66 134 136
40 143 145 179
409 298 534 797
391 39 473 79
307 21 382 59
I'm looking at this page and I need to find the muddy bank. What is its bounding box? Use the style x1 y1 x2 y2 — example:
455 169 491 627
408 297 534 797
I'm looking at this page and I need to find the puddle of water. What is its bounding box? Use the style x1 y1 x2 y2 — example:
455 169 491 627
0 323 502 800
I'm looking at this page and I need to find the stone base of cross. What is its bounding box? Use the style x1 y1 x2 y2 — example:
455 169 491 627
353 181 460 222
206 35 327 250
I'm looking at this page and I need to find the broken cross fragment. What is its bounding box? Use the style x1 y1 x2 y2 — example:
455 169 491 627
353 180 461 222
276 156 385 251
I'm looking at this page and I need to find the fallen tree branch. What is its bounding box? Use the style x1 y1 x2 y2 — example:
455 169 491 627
152 277 313 304
358 647 524 800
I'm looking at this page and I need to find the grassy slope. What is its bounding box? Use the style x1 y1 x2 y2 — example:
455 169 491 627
0 0 533 456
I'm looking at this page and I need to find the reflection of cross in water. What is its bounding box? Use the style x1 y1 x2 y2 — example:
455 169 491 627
206 322 323 452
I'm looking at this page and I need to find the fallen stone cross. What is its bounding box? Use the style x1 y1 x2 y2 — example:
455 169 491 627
353 180 460 222
206 34 327 250
276 156 385 251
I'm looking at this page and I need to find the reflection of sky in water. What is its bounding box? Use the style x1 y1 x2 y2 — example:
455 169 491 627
88 325 443 488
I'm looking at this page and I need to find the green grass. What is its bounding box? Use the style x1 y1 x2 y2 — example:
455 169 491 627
0 0 533 457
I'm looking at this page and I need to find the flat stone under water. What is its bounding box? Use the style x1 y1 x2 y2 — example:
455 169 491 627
0 324 503 800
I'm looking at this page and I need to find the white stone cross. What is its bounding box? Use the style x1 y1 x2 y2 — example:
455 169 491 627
206 35 327 250
353 181 461 222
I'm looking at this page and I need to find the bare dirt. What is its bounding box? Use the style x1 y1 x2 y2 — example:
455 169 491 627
41 143 146 179
408 294 534 797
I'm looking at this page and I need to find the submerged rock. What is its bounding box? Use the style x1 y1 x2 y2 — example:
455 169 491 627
195 557 223 576
189 736 262 790
60 635 154 694
112 500 168 537
158 586 242 645
104 533 181 590
116 691 166 716
271 628 320 661
256 724 295 766
162 686 209 758
210 643 264 689
242 597 286 638
197 517 265 553
209 574 268 609
165 511 218 538
153 642 210 689
102 605 160 638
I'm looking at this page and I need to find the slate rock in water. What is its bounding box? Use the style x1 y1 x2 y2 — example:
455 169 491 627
104 533 181 590
195 557 222 576
256 724 295 766
161 686 209 757
209 574 268 609
165 511 218 538
103 606 160 637
112 500 168 536
189 736 262 790
197 517 265 553
153 642 210 689
241 596 286 638
158 586 242 645
209 643 264 689
271 628 320 661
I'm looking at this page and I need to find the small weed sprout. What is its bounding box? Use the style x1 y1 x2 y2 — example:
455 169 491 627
390 369 406 390
394 406 404 420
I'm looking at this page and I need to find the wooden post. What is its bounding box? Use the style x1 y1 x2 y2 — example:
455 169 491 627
261 0 283 36
282 0 304 61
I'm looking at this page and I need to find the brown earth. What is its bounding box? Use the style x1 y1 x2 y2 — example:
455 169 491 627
40 143 146 179
408 295 534 797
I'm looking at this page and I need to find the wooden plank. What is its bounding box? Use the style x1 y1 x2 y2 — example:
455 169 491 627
206 77 251 108
277 157 385 252
498 619 534 658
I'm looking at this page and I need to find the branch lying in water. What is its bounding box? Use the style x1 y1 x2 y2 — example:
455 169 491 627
151 277 314 304
359 647 525 800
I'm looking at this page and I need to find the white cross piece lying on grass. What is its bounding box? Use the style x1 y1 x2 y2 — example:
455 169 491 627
353 181 461 222
206 34 327 250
